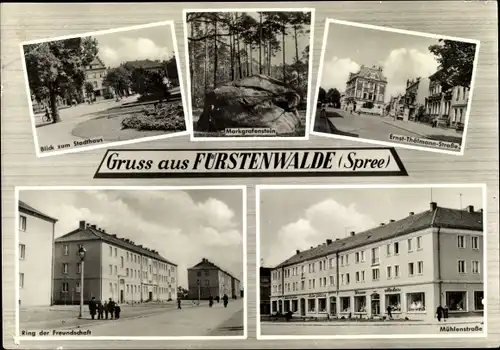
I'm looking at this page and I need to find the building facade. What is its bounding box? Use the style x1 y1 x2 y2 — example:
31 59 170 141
53 220 177 304
82 57 112 100
187 258 241 300
403 77 429 122
450 86 469 130
344 65 387 115
18 201 58 306
260 267 272 315
270 202 484 320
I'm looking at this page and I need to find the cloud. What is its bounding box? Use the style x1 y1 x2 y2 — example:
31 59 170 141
266 199 376 266
100 37 170 67
320 56 360 91
382 48 438 101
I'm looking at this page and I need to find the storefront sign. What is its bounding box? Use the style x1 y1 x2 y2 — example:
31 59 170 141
355 291 366 295
283 295 297 300
308 293 326 298
385 287 401 293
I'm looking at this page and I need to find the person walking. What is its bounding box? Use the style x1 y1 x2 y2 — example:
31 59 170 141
387 305 393 319
107 298 115 320
114 303 121 320
208 295 214 308
104 300 109 319
177 296 182 310
89 297 97 320
215 296 220 304
97 301 104 320
436 305 444 322
223 293 229 308
443 304 449 322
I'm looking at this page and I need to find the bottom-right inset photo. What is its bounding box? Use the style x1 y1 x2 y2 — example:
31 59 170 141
257 184 486 339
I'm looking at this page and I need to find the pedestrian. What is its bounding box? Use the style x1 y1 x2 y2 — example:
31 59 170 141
208 295 214 308
104 300 109 319
177 296 182 310
97 301 104 319
114 303 121 320
108 298 115 320
443 304 449 322
223 293 229 308
387 305 392 319
215 295 220 304
436 304 444 322
88 297 97 320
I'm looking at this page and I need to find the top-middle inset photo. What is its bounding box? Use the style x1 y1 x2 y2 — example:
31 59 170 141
183 8 315 140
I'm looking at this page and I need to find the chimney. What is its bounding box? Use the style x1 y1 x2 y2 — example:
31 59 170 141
102 229 106 233
389 219 396 223
350 231 355 236
326 239 333 245
138 245 143 248
430 202 437 211
111 234 117 238
79 220 86 229
409 212 414 216
90 224 97 229
479 209 483 213
296 249 300 254
380 223 385 226
467 205 474 213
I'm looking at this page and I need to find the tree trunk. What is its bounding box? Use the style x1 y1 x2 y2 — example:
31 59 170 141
259 13 262 74
204 23 208 91
190 20 195 101
49 86 60 123
294 26 299 64
213 17 218 88
282 21 286 84
268 40 271 76
246 43 250 77
249 45 253 75
229 28 234 81
237 34 242 78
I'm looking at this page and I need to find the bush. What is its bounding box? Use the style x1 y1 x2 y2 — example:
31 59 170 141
121 101 186 131
362 101 374 109
103 89 114 100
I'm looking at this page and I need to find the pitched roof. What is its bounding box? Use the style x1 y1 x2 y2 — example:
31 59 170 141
350 65 387 82
19 200 58 223
87 56 106 70
189 258 240 282
55 223 176 266
274 204 483 269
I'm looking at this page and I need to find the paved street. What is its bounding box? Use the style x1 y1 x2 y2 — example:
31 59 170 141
315 108 463 147
261 317 484 336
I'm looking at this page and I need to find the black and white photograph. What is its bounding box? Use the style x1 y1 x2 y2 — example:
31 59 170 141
257 184 486 339
311 19 480 155
184 8 314 139
16 186 246 339
21 21 189 157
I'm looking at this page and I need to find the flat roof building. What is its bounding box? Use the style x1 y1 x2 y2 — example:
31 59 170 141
270 202 484 320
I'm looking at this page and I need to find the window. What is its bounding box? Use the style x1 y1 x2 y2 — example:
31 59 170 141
346 273 350 284
458 235 466 248
323 277 327 287
472 260 480 274
387 266 392 279
394 242 399 255
63 245 69 256
121 256 124 268
345 254 349 265
355 252 360 263
446 291 467 311
114 265 117 275
417 261 423 275
330 297 337 316
19 215 27 231
109 246 112 256
394 265 400 278
355 271 360 282
62 263 68 274
76 281 81 293
312 279 316 288
417 236 422 250
109 264 112 275
340 297 351 313
371 247 380 265
458 260 466 274
361 270 365 282
329 275 335 285
385 294 401 312
341 274 344 285
354 296 367 313
301 281 305 290
361 251 365 262
474 291 484 310
340 256 344 266
204 280 209 286
19 273 24 288
329 258 334 269
307 299 316 312
319 261 323 271
114 248 117 257
19 244 26 260
407 292 426 311
408 262 415 276
408 238 413 252
62 282 69 292
93 81 98 88
472 236 479 250
372 268 380 281
318 298 327 312
126 268 129 277
308 279 312 289
77 262 81 274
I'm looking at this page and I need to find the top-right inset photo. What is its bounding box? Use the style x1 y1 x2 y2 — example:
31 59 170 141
311 19 480 155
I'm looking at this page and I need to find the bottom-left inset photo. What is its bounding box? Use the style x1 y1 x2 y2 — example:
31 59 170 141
15 186 247 340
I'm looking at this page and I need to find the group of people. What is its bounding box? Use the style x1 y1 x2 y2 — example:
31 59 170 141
88 297 121 320
208 294 229 308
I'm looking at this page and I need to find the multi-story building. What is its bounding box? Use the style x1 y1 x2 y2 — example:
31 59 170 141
53 220 177 304
425 69 453 127
270 202 484 320
18 201 58 306
344 65 387 115
450 86 470 130
403 77 429 121
82 56 111 100
388 94 405 119
260 267 272 315
187 258 241 300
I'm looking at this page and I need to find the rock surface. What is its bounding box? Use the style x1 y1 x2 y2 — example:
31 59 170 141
195 74 303 134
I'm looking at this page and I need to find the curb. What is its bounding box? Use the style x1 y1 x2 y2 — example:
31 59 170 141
382 120 427 138
264 320 484 327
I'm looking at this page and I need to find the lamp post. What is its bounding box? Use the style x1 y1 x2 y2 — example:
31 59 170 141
78 246 86 319
197 280 201 306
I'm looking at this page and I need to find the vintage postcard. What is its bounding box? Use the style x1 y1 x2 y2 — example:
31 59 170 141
311 19 480 155
15 186 246 340
183 8 315 140
20 21 189 157
257 184 486 339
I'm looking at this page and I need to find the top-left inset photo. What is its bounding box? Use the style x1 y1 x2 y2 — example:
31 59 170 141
20 21 189 157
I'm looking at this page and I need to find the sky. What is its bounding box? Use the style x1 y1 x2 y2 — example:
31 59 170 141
259 187 483 267
91 24 175 68
320 22 442 102
20 189 244 289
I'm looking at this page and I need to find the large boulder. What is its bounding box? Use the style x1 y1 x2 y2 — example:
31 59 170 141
196 74 302 134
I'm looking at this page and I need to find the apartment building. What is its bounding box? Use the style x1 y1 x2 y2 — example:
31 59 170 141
53 220 177 304
260 267 272 315
344 65 387 115
403 77 429 121
270 202 484 320
82 56 110 100
187 258 241 300
18 201 58 306
450 86 470 130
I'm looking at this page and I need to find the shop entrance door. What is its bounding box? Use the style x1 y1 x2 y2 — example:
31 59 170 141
371 293 380 316
300 298 306 316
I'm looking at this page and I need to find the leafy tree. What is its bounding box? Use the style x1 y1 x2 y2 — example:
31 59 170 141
23 36 98 123
428 39 477 88
318 87 326 102
326 88 341 107
84 82 94 101
103 66 131 98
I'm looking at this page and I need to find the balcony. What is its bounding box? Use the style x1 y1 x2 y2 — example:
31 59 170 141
371 258 380 266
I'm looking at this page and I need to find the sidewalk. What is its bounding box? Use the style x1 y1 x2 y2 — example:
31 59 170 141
381 116 463 140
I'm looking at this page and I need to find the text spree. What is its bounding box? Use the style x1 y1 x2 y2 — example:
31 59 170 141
40 138 104 152
104 151 392 172
21 329 92 336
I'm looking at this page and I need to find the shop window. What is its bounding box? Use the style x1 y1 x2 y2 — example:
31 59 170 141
291 299 298 312
318 298 327 312
307 299 316 312
446 291 467 311
407 292 426 311
354 296 367 313
340 297 350 313
329 297 337 315
284 300 290 313
271 300 277 313
473 291 484 311
385 294 401 312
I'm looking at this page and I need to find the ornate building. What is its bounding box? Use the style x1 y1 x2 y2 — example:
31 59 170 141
403 77 429 122
344 65 387 115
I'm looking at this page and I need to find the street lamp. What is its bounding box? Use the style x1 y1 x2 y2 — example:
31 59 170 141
78 246 86 319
